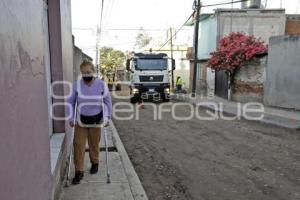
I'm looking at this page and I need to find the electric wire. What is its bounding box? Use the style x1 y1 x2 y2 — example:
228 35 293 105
158 0 250 51
158 12 195 50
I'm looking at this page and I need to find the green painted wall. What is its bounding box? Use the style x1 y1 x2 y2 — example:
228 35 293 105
198 16 217 59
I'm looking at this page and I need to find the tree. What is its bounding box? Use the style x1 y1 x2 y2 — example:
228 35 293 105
208 32 267 84
134 27 152 50
100 46 125 74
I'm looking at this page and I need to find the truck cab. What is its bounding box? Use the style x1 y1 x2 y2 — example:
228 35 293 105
126 53 175 103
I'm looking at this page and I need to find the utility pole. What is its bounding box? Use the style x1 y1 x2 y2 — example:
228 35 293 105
192 0 201 97
280 0 282 9
95 26 100 73
96 0 104 75
170 27 174 89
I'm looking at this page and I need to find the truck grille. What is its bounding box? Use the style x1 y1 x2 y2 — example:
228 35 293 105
139 75 164 82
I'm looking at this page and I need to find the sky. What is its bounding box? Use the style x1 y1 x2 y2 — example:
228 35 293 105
72 0 300 60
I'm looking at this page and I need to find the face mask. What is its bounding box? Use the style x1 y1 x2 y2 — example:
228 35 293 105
82 75 94 82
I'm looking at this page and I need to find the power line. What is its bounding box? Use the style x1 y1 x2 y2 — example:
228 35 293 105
158 0 249 51
158 12 195 50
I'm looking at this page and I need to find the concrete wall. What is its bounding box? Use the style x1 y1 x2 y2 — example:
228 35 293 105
264 35 300 110
60 0 74 85
73 45 93 81
48 0 73 134
216 9 286 44
50 1 74 199
189 16 217 94
73 46 83 80
232 57 267 103
0 1 52 199
198 16 217 59
48 0 66 133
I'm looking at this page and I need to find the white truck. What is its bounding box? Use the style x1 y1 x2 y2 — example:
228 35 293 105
126 53 175 103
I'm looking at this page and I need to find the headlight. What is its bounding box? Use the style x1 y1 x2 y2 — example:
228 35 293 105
164 88 170 93
132 88 139 94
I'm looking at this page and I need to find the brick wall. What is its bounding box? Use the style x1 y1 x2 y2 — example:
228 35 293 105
285 15 300 35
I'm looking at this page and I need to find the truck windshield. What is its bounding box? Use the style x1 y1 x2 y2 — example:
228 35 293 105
135 59 167 70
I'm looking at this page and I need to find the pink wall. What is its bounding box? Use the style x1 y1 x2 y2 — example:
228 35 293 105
0 0 74 199
48 0 74 134
60 0 75 155
0 0 52 199
48 0 66 133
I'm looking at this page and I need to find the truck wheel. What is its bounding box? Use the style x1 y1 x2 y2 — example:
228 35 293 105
162 93 170 102
116 84 121 91
163 98 170 102
130 97 137 104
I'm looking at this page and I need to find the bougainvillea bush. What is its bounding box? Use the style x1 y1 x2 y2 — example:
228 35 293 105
208 32 268 72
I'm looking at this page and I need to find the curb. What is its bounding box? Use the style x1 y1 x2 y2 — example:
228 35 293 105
110 122 149 200
172 94 300 130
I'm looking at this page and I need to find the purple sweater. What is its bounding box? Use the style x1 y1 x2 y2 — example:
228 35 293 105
67 78 112 122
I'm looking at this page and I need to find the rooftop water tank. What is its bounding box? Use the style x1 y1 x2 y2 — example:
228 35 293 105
241 0 261 9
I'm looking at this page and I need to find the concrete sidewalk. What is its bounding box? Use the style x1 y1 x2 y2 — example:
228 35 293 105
60 123 148 200
172 94 300 129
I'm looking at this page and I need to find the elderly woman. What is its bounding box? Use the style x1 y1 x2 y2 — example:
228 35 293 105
67 60 112 185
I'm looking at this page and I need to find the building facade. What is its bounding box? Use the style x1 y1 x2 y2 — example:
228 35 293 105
0 0 85 199
190 8 286 100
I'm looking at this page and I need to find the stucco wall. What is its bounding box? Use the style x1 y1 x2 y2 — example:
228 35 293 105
60 0 74 145
73 46 94 81
0 1 51 199
61 0 74 85
48 0 65 133
50 1 74 198
73 46 83 80
211 9 285 99
232 57 267 103
264 35 300 110
197 16 218 95
198 16 217 59
217 9 286 44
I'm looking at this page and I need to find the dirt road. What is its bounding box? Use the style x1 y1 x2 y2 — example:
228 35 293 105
112 93 300 200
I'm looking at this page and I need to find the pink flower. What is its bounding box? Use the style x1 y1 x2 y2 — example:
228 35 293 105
208 32 267 71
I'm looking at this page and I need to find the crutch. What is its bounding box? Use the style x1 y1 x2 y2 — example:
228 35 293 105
101 92 111 184
65 102 77 187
